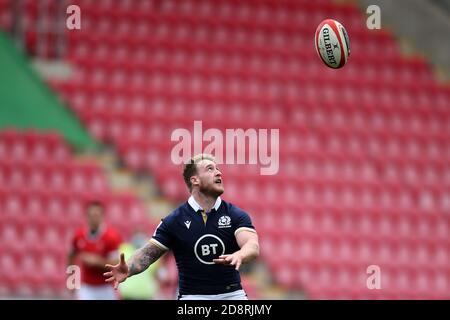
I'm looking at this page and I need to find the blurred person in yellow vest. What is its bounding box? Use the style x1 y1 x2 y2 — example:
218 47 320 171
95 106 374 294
118 231 160 300
154 252 178 299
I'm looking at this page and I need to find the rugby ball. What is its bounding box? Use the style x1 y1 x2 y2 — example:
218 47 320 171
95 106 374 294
314 19 350 69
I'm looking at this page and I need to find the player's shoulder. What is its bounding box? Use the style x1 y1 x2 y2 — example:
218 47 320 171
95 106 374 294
162 201 191 224
104 225 122 239
73 226 86 239
220 200 250 218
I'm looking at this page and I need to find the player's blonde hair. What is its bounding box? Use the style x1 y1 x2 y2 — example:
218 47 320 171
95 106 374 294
183 154 216 192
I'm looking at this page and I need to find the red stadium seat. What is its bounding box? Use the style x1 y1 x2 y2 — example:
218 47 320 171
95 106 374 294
0 129 153 297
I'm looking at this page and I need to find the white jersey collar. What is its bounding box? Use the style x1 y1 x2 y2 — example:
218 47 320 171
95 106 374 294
188 195 222 212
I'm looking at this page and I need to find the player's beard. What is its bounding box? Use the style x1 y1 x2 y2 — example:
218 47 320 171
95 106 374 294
200 182 224 198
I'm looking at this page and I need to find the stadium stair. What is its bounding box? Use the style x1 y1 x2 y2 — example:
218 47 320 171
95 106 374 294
0 129 158 298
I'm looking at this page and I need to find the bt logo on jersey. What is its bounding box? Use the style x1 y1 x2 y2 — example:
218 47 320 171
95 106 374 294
201 244 219 256
194 234 225 264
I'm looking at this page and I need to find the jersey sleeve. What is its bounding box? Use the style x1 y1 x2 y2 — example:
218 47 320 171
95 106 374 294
150 217 174 251
105 230 123 258
234 208 257 236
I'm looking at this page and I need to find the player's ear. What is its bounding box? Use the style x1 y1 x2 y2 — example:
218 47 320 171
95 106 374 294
190 175 200 188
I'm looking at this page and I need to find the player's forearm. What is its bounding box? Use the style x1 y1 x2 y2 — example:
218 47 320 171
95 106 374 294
94 257 119 269
90 258 108 269
127 242 166 277
238 240 259 263
67 251 76 266
106 258 119 266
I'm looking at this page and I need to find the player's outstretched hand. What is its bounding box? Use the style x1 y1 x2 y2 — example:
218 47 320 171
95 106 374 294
213 252 243 271
103 253 129 290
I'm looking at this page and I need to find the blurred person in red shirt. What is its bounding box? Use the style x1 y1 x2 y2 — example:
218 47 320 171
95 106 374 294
68 200 122 300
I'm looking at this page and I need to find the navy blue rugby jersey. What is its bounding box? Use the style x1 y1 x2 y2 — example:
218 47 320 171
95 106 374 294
150 196 256 295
